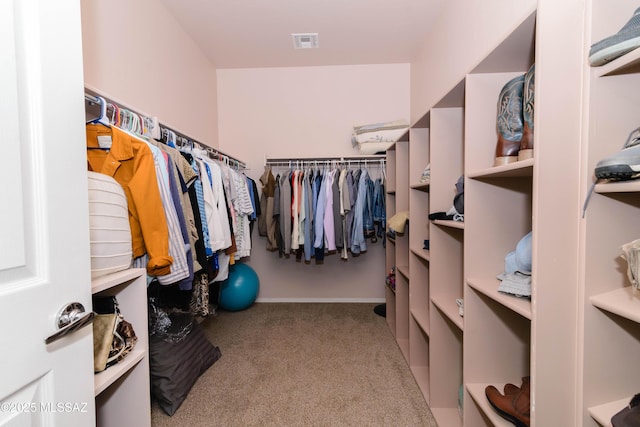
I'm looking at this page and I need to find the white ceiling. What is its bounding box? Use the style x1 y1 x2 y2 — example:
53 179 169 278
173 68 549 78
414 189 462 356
158 0 446 69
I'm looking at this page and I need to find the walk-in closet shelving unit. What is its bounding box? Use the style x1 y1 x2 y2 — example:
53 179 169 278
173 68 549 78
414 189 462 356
386 147 398 337
581 2 640 425
394 140 410 360
429 80 466 427
92 268 150 427
385 6 549 426
408 118 431 402
464 70 534 427
464 8 538 425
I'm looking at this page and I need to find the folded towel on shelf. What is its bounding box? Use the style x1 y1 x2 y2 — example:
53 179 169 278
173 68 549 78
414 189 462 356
352 119 409 136
351 119 409 146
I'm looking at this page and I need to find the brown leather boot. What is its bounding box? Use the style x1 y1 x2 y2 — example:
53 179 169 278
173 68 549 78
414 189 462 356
485 377 531 427
519 64 535 161
504 383 519 395
504 376 530 396
520 376 531 397
494 74 525 166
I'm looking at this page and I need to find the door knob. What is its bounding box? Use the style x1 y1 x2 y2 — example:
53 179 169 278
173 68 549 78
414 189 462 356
45 302 95 344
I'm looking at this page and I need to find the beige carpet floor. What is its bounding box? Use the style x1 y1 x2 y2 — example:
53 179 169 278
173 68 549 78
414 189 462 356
150 303 437 427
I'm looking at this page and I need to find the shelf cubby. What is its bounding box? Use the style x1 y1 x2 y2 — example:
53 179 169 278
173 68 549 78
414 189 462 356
409 252 430 334
409 316 431 402
466 277 532 320
429 305 463 426
395 265 410 362
92 268 150 427
463 287 530 407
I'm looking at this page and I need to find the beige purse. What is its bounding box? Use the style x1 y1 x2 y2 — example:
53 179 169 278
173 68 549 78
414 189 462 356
93 312 118 372
92 296 137 373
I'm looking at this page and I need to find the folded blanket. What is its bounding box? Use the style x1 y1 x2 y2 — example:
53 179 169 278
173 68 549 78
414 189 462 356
351 119 409 146
352 119 409 135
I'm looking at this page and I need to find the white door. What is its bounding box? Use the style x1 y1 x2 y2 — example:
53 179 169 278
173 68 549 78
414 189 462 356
0 0 95 425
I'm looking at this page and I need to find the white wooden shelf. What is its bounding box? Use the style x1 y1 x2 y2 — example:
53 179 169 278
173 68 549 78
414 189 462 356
594 180 640 194
431 295 464 331
588 396 629 427
590 286 640 324
94 348 145 396
410 308 430 336
467 158 534 179
432 219 465 230
410 182 430 192
410 245 430 262
397 265 409 279
92 268 145 294
466 277 532 320
596 45 640 77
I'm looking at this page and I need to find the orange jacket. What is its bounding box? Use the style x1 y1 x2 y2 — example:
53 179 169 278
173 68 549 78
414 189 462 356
86 124 173 276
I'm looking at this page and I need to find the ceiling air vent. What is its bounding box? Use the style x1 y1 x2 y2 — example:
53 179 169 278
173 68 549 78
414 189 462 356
292 33 319 49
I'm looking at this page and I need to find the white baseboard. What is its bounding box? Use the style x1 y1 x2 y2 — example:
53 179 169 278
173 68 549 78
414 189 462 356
255 297 386 303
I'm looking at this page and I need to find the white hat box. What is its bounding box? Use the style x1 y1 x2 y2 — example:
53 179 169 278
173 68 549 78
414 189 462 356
87 171 133 278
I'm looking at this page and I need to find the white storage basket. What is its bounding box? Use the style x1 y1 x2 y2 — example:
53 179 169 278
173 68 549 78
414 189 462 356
87 171 133 278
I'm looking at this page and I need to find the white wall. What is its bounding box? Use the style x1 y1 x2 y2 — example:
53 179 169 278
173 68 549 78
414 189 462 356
217 64 410 301
80 0 218 146
411 0 537 123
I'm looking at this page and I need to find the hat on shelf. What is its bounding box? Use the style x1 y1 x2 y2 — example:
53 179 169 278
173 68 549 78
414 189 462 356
504 231 532 274
497 231 532 298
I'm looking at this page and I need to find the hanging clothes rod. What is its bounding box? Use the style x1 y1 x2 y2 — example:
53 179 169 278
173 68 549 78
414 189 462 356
264 155 385 167
84 87 247 170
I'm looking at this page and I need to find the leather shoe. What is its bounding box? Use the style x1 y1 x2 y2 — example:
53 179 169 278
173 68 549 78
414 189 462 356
504 383 519 396
485 377 530 427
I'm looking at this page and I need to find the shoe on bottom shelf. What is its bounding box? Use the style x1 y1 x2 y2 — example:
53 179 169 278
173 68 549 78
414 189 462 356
485 377 530 427
595 127 640 180
589 7 640 66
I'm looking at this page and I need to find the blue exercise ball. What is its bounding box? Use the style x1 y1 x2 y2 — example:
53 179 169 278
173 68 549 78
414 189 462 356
219 263 259 311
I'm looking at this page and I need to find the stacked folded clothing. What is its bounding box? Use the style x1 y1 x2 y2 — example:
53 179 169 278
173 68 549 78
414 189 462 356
351 119 409 154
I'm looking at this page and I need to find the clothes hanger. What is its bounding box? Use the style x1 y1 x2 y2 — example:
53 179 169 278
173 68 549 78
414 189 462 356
86 95 111 127
107 103 119 126
167 130 177 148
85 95 115 151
